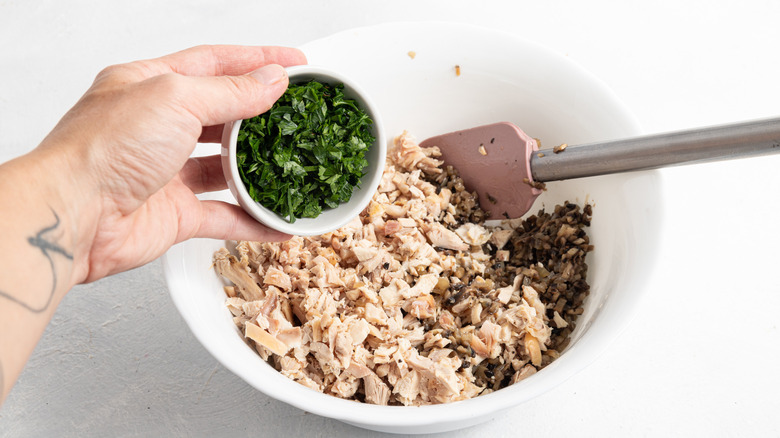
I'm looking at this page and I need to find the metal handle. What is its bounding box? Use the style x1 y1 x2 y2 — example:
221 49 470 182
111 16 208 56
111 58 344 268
530 117 780 182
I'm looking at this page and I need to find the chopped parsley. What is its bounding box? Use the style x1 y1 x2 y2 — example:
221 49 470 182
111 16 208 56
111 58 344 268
236 80 374 222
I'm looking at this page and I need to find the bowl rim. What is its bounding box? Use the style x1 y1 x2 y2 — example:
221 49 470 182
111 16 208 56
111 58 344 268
221 64 387 237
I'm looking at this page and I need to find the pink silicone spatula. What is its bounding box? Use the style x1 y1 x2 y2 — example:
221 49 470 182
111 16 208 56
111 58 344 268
420 118 780 219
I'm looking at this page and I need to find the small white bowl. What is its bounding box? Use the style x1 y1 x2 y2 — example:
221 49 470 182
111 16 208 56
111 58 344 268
221 65 386 236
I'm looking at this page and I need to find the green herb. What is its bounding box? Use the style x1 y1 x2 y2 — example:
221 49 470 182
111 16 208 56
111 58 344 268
236 80 374 222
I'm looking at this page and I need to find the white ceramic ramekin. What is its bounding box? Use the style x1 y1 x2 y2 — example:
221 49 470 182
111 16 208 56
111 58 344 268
221 65 386 236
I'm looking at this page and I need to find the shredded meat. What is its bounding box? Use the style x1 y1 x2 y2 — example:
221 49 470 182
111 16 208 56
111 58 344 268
214 132 594 405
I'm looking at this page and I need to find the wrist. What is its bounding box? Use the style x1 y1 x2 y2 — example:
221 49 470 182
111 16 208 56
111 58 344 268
24 143 101 286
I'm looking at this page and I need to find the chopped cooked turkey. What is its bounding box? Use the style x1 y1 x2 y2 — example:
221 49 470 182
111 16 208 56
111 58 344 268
213 248 263 301
425 223 469 251
263 266 291 291
455 223 491 246
489 228 513 249
363 372 392 405
214 132 594 405
391 131 443 174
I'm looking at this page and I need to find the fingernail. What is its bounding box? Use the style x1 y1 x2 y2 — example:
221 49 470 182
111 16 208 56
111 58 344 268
249 64 286 85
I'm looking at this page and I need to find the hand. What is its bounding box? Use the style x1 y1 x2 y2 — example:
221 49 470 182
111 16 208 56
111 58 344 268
43 45 307 283
0 45 309 402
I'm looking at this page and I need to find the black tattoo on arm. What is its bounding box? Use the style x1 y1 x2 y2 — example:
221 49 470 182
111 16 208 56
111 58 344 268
0 209 73 313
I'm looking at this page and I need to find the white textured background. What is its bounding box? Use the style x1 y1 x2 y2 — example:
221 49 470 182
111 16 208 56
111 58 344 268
2 1 780 436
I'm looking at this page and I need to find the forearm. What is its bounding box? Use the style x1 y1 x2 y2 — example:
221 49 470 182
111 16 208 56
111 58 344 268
0 146 95 403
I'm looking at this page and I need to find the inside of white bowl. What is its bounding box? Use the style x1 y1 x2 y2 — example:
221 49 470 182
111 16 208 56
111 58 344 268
164 22 663 434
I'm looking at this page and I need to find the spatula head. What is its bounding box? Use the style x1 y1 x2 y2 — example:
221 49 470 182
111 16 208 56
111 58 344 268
420 122 542 220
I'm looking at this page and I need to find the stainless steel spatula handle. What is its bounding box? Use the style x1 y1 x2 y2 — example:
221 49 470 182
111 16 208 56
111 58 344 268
530 117 780 182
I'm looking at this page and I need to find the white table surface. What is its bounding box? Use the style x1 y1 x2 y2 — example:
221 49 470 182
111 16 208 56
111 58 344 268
2 1 780 436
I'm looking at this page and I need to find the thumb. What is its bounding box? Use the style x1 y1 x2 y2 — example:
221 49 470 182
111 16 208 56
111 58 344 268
176 64 289 127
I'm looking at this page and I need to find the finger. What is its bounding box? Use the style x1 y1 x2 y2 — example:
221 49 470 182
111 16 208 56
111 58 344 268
198 125 225 144
95 45 307 85
179 155 226 194
163 63 290 127
159 45 307 76
195 200 292 242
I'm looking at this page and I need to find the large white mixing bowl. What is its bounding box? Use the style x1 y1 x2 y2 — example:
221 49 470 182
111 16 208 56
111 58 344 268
162 22 662 434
